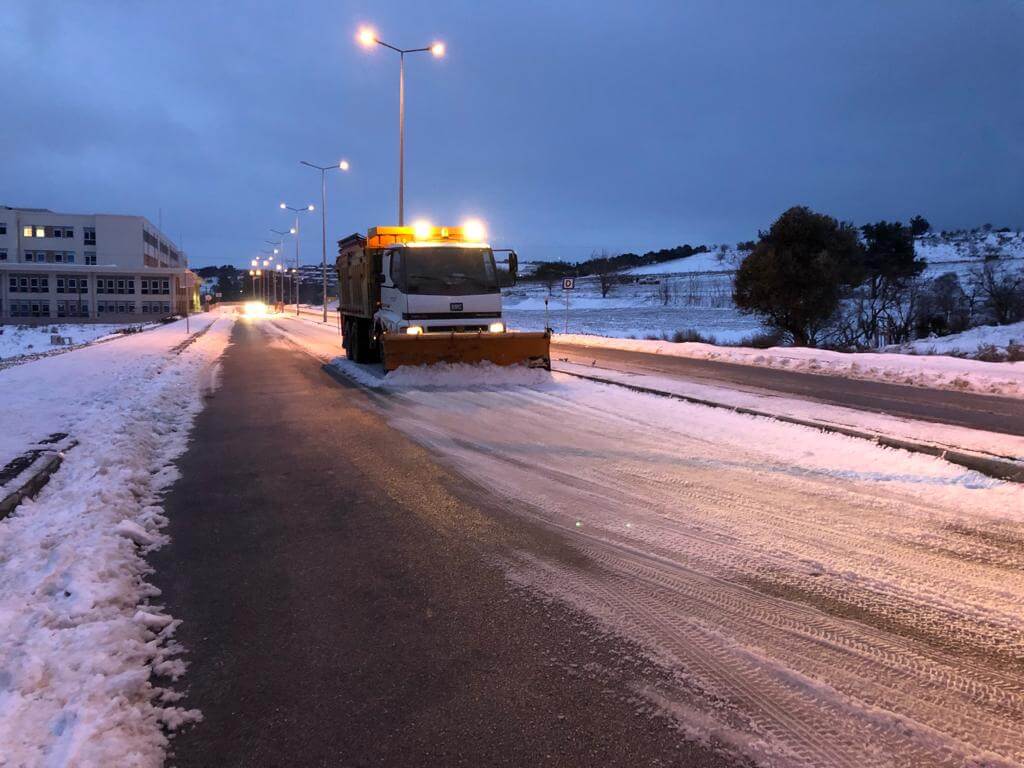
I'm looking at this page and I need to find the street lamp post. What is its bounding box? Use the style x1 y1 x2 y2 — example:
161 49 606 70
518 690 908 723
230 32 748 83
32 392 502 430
358 26 444 225
279 204 315 316
300 159 350 323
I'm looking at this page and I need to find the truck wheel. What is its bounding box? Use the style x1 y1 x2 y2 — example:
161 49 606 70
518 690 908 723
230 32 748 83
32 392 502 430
365 320 382 364
351 317 368 363
342 316 355 360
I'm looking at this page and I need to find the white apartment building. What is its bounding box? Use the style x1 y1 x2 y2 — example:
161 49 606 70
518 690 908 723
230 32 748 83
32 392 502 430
0 206 199 324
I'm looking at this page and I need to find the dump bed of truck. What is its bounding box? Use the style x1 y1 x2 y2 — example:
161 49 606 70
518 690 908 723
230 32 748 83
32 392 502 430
336 233 376 319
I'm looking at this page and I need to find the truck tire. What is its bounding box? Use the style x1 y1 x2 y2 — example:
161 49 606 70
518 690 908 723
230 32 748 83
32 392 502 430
342 316 355 360
352 317 370 363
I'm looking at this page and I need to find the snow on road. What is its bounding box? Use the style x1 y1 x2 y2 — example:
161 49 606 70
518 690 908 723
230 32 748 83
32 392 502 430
363 371 1024 767
267 314 1024 765
557 333 1024 397
0 311 233 767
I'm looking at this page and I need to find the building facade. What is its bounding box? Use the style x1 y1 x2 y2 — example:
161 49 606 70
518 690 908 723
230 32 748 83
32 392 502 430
0 206 199 324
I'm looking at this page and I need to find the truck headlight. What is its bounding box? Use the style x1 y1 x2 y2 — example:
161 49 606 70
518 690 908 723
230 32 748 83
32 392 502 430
406 325 424 335
488 322 505 333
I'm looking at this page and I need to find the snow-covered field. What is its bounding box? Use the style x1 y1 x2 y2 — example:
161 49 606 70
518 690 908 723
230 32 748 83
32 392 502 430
0 311 233 766
507 231 1024 345
557 333 1024 397
0 323 152 362
273 313 1024 768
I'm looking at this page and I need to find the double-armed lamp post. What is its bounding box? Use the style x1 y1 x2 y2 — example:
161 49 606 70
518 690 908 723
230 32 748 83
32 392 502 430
277 204 315 316
300 159 350 322
357 26 444 226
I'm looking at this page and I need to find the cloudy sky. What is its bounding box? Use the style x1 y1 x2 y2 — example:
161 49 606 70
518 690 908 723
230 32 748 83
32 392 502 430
2 0 1022 267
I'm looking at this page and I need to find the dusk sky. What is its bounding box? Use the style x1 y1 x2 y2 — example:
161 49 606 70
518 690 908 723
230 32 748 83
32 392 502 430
2 0 1022 268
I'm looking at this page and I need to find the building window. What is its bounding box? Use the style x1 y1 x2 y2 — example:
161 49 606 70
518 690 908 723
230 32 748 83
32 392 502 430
54 252 63 263
66 252 75 263
0 248 6 261
23 225 33 237
56 277 65 292
53 228 63 239
84 251 97 265
84 227 96 245
0 222 6 235
35 226 45 238
64 227 74 238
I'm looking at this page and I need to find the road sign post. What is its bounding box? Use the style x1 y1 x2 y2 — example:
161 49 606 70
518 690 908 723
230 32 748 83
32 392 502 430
562 277 575 334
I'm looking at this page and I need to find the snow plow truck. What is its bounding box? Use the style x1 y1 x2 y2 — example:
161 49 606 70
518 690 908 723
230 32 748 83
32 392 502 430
336 224 550 372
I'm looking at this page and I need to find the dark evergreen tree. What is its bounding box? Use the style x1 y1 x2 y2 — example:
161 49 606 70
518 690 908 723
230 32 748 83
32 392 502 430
909 215 930 237
733 206 863 346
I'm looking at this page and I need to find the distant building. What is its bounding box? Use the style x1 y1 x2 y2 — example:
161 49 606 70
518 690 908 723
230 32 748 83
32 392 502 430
0 206 199 324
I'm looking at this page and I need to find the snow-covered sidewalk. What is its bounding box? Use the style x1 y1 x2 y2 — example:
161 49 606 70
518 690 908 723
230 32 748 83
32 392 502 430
556 333 1024 397
0 311 233 766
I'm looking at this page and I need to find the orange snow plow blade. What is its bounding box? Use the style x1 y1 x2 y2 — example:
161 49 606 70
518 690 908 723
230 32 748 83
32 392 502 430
382 331 551 372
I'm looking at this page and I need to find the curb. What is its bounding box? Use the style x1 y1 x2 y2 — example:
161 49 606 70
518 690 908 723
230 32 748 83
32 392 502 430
556 368 1024 484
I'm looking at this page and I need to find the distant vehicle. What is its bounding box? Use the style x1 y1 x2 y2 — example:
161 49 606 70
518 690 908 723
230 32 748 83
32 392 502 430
336 223 550 371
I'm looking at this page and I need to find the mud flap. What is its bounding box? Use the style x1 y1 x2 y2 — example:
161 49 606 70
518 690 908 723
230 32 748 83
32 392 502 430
381 331 551 372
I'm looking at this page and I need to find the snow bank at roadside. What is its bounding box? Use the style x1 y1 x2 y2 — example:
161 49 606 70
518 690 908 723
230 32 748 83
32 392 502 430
556 333 1024 397
894 320 1024 357
0 314 232 766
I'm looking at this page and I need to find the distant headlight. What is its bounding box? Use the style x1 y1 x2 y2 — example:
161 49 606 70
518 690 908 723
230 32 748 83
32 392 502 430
405 325 424 335
488 322 505 333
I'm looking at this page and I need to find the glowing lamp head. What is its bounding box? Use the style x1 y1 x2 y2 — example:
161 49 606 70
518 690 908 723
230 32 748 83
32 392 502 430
339 159 350 171
431 42 445 58
357 26 377 48
405 325 424 335
412 219 433 240
307 204 315 211
289 227 297 235
462 219 486 241
251 259 258 267
276 264 282 271
279 202 286 209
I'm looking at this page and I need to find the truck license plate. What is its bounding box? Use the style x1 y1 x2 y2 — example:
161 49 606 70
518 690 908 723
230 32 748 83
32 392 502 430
450 302 463 311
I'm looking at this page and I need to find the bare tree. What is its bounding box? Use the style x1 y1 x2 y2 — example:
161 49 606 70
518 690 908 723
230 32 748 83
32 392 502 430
971 260 1024 325
656 279 674 306
590 249 620 298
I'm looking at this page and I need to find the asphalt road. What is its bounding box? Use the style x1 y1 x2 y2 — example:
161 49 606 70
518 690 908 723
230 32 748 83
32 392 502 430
552 341 1024 436
151 320 735 768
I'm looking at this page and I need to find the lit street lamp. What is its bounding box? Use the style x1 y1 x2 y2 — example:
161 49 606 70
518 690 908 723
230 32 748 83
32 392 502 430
357 26 444 225
300 159 350 322
278 204 315 315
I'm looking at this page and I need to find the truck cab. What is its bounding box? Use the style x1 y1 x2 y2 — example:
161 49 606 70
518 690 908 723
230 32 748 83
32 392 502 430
377 241 505 337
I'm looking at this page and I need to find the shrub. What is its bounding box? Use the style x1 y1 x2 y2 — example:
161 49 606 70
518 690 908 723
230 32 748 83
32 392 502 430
974 344 1007 363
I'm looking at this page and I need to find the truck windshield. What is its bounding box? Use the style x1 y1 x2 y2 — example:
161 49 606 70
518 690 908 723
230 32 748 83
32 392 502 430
401 247 499 296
